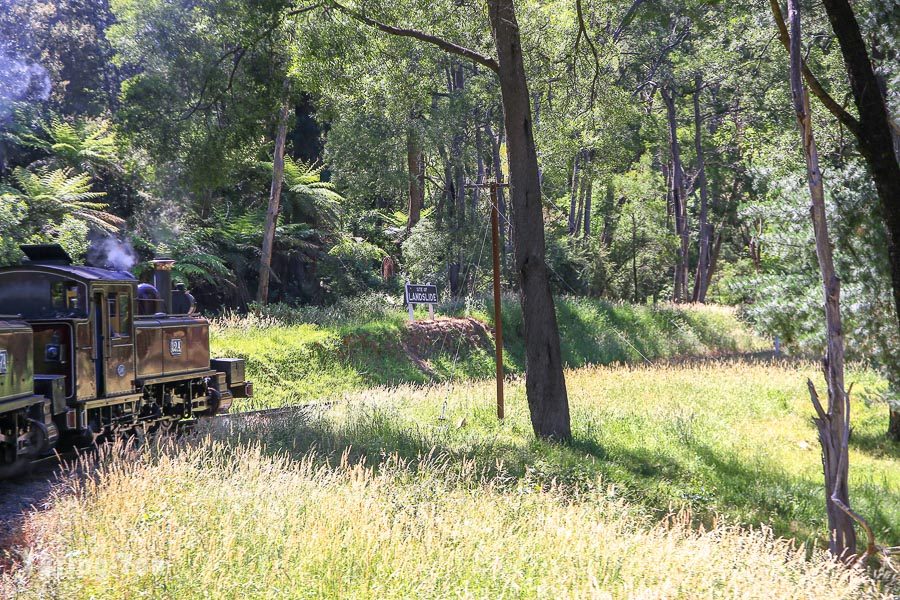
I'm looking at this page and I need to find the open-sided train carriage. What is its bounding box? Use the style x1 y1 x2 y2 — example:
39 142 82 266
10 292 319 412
0 244 251 469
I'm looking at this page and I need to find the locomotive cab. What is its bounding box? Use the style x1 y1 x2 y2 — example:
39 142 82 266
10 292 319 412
0 245 139 406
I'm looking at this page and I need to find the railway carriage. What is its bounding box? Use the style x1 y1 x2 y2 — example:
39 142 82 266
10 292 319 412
0 316 58 465
0 244 251 468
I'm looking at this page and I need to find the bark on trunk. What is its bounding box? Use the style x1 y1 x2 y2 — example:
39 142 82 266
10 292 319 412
662 86 689 302
582 167 593 239
474 120 486 214
488 0 570 440
788 0 857 558
574 167 588 235
257 90 291 306
705 227 723 292
692 75 712 303
816 0 900 333
889 408 900 442
449 62 467 227
486 120 509 269
406 126 425 232
568 150 581 235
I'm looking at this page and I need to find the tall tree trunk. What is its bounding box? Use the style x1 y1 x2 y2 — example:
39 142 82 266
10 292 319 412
474 119 486 215
449 62 467 227
406 126 425 232
705 227 723 292
816 0 900 334
632 212 639 302
568 149 581 235
582 165 593 239
661 86 689 302
788 0 857 558
692 75 712 303
488 0 570 440
574 166 588 235
257 89 291 306
818 0 900 438
889 409 900 442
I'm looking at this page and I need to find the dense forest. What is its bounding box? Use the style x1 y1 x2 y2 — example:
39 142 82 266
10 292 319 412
0 1 897 420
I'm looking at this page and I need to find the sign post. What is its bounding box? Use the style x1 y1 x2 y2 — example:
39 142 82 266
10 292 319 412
405 282 438 321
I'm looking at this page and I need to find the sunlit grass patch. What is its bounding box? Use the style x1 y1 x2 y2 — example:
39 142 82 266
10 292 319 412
2 361 897 598
210 299 765 411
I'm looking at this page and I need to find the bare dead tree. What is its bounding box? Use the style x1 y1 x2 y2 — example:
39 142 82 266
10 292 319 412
257 82 292 305
787 0 859 559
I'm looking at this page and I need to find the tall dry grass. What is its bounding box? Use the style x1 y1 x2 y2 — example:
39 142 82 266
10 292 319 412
1 435 889 599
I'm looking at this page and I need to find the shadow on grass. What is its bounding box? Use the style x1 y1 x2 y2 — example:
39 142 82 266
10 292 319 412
848 426 900 459
685 440 899 547
205 403 897 548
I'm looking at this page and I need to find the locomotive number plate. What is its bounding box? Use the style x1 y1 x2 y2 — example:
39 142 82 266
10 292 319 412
170 338 183 356
0 350 6 375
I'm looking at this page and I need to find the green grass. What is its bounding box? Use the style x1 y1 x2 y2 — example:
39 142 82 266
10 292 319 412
3 360 896 598
212 298 765 409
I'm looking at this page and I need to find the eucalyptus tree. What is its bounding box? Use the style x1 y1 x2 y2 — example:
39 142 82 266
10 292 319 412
324 0 571 439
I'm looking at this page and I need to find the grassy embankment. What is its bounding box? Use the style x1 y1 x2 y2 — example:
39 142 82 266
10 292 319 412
210 295 763 409
2 361 897 598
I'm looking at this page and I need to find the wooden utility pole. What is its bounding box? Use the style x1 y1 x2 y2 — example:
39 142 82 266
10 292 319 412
490 181 505 419
468 180 509 420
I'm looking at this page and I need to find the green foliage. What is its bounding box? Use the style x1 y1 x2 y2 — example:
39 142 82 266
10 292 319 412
15 116 119 173
266 157 347 228
0 166 123 263
319 235 388 299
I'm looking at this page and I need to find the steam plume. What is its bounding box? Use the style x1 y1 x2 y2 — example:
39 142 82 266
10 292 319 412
88 236 139 271
0 49 52 122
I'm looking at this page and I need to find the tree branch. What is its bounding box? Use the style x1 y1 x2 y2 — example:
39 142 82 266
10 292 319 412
180 3 322 121
575 0 601 106
329 1 499 73
768 0 862 137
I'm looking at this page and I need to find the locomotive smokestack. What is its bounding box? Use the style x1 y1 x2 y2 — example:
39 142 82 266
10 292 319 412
151 257 175 314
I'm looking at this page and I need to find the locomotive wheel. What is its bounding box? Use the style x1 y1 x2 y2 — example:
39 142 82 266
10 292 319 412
149 419 175 437
25 418 50 457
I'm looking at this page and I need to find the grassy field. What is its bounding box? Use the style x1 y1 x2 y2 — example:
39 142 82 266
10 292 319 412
2 360 897 598
211 296 763 409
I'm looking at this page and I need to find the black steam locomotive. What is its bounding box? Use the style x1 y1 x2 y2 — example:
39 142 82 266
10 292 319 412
0 244 251 469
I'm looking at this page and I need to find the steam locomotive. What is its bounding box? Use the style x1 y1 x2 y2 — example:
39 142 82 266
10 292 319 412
0 244 251 469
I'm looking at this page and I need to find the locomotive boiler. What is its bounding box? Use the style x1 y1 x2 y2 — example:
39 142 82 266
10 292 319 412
0 244 251 468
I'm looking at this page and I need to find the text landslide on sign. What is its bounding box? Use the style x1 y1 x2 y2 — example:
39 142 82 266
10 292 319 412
405 284 438 305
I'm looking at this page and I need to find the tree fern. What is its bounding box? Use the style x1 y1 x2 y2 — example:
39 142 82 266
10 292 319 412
7 167 123 233
260 157 346 228
15 116 119 174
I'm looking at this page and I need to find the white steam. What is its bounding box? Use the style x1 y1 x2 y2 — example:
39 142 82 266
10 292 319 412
88 237 139 271
0 50 52 121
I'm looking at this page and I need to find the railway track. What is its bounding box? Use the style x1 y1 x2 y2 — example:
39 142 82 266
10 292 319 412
3 401 335 480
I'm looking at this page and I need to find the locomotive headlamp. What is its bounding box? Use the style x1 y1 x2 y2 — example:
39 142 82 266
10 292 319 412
45 332 61 362
45 343 61 362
